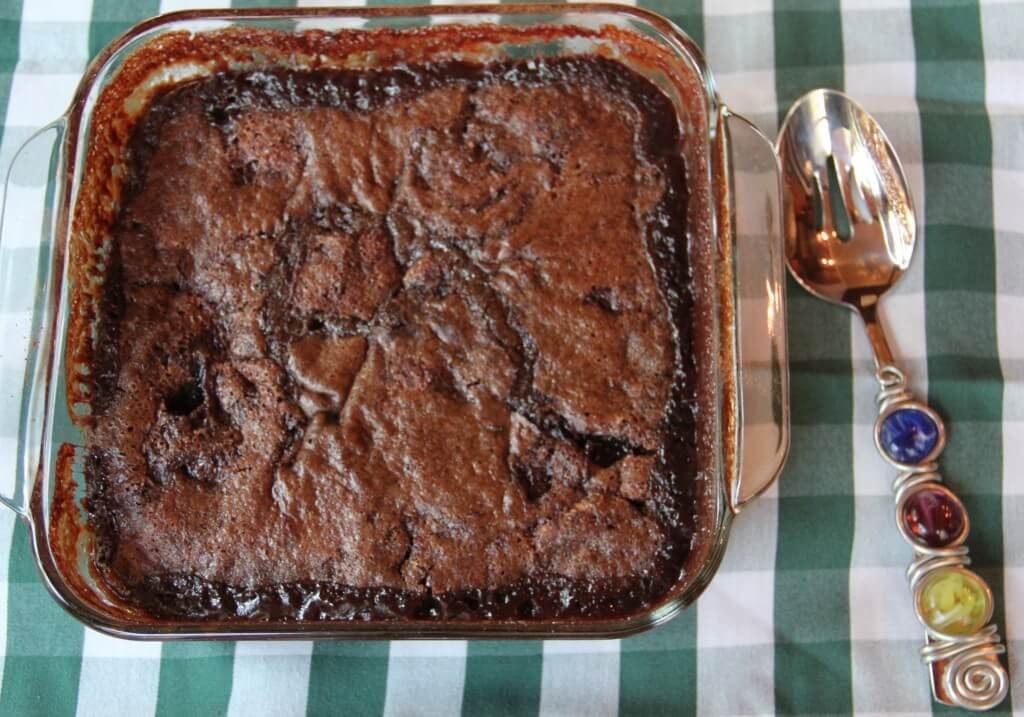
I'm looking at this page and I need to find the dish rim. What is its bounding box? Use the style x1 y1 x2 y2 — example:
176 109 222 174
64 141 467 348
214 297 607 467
2 3 786 639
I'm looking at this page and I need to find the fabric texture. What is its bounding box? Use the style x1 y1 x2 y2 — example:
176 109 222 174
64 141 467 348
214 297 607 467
0 0 1020 714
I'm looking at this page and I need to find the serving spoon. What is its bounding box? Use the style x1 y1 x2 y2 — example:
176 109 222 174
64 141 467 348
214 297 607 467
777 89 1009 711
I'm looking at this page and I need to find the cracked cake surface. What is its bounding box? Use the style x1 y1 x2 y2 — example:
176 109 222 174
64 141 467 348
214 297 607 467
85 56 700 621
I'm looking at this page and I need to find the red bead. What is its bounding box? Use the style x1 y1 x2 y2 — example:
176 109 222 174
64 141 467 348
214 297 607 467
902 487 966 548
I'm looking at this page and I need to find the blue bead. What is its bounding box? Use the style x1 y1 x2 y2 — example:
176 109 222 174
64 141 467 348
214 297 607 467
879 408 939 464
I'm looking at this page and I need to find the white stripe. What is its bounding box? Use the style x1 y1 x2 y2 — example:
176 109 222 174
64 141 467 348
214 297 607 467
293 0 368 32
842 2 934 714
0 0 94 689
382 641 467 717
22 0 162 710
296 0 372 7
711 69 778 132
227 641 313 717
1003 419 1024 497
5 74 82 130
992 168 1024 231
696 570 775 648
0 315 32 508
700 8 779 714
839 65 924 113
75 630 162 717
843 5 927 534
1004 568 1024 705
1 179 51 251
979 61 1024 113
843 42 927 376
841 0 918 8
22 2 93 23
15 25 91 74
847 568 926 641
158 0 231 12
539 640 619 717
703 0 772 16
428 0 501 28
983 4 1024 714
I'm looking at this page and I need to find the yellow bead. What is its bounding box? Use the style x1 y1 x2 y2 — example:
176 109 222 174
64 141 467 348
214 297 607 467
917 568 992 636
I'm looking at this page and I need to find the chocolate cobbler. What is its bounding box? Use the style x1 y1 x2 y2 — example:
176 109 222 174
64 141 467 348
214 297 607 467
84 57 700 621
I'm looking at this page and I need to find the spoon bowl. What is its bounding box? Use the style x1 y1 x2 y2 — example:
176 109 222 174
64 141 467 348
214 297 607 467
777 89 915 366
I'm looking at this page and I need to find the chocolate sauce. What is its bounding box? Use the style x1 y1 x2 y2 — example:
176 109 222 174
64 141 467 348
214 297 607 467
85 56 698 622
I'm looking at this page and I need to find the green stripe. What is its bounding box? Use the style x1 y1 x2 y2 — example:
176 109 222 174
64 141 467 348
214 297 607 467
461 641 542 717
307 642 389 717
773 1 853 715
89 5 227 713
0 525 84 716
619 610 697 716
82 0 247 708
364 0 415 29
103 0 244 710
155 643 234 717
88 0 161 61
637 0 704 50
128 1 243 712
0 1 20 134
0 21 17 66
912 1 1010 713
617 6 702 713
230 0 299 36
231 0 296 8
90 1 237 709
458 5 547 713
0 2 1014 715
613 3 702 711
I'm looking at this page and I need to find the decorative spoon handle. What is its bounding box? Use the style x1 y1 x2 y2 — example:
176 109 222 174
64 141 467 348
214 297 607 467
874 365 1009 710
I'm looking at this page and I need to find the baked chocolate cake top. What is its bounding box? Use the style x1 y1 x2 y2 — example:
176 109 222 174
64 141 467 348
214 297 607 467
85 56 699 621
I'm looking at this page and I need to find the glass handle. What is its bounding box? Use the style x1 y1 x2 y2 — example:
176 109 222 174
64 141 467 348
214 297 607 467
719 108 790 512
0 120 65 516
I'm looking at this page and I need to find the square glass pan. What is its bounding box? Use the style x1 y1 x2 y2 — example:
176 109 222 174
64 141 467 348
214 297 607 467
0 3 788 639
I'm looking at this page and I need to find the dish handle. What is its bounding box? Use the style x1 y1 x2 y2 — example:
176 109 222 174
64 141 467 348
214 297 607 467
717 108 790 513
0 120 66 516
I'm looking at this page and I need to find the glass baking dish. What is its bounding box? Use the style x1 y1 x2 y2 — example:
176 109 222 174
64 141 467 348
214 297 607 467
0 3 788 639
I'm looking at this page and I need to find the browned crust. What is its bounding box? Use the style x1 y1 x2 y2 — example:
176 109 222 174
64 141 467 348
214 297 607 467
56 16 721 629
715 111 738 510
42 447 152 624
49 444 81 567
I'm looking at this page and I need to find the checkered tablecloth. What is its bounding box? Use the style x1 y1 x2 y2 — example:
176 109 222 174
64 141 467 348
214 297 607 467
0 0 1021 714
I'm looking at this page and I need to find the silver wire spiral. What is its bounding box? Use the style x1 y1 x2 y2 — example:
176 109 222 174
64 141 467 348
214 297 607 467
875 365 1009 711
943 635 1009 711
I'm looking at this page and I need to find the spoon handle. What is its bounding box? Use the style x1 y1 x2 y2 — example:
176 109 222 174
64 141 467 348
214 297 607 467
873 365 1009 710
